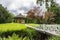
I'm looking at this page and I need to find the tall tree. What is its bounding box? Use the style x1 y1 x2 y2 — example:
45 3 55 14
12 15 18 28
0 4 14 23
46 1 60 24
37 0 60 24
37 0 54 9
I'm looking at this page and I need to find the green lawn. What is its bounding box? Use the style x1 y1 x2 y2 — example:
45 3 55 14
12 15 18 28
27 24 39 27
0 23 38 33
0 23 27 33
0 23 38 40
0 23 60 40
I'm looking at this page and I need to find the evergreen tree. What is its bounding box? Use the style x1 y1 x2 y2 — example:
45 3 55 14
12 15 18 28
0 4 14 23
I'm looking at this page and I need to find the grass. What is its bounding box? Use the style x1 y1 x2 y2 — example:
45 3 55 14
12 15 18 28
0 23 40 40
0 23 60 40
27 24 39 27
49 36 60 40
0 23 26 33
0 23 38 33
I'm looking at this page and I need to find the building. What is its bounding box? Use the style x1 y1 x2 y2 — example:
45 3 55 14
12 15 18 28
14 14 25 23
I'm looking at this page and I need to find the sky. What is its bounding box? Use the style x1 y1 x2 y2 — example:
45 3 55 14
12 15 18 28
0 0 37 15
0 0 60 16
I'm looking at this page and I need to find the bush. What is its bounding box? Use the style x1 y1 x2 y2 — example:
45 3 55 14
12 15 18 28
0 28 60 40
0 28 41 40
25 18 39 24
49 36 60 40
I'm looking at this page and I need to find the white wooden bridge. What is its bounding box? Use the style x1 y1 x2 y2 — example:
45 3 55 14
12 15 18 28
25 24 60 40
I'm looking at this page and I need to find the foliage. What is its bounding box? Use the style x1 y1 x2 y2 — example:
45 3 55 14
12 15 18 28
37 0 60 24
0 4 14 23
37 0 54 8
0 23 41 40
0 33 30 40
0 23 39 34
25 17 39 24
0 29 60 40
0 23 60 40
43 12 56 24
47 1 60 24
49 36 60 40
0 25 40 40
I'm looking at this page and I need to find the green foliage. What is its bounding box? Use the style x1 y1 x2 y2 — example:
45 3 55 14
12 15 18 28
0 4 14 23
10 33 21 40
1 33 23 40
0 23 39 33
49 36 60 40
0 33 31 40
47 2 60 24
0 29 60 40
0 23 41 40
25 17 40 24
0 28 40 40
23 37 30 40
0 23 60 40
37 0 52 7
37 0 60 24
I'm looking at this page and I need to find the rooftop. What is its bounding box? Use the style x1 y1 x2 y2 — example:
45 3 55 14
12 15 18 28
14 13 25 18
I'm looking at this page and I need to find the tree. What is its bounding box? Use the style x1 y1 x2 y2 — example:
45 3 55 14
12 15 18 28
47 1 60 24
37 0 60 24
26 7 43 24
37 0 54 8
0 4 14 23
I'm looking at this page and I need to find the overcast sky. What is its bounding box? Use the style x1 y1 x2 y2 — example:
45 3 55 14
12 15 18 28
0 0 60 15
0 0 37 15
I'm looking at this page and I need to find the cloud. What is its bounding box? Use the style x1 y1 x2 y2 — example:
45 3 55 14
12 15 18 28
0 0 13 7
0 0 60 15
0 0 37 15
55 0 60 5
7 0 37 10
7 0 23 10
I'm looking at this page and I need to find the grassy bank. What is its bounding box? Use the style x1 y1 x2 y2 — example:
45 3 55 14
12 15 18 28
0 23 60 40
0 23 40 40
0 23 26 33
